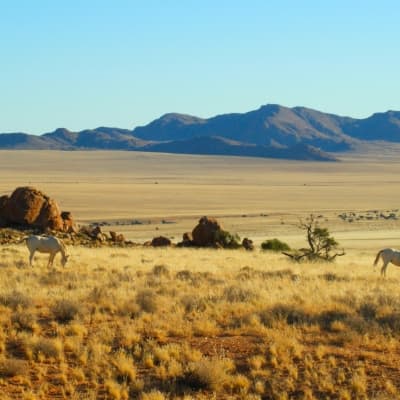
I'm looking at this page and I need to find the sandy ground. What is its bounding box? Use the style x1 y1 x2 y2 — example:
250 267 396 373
0 149 399 248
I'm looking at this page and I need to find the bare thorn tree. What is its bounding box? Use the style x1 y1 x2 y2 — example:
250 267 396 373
282 214 345 262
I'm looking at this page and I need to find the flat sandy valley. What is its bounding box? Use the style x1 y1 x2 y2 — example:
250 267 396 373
1 149 400 250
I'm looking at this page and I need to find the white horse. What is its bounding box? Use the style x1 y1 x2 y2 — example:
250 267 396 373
23 235 69 268
374 248 400 277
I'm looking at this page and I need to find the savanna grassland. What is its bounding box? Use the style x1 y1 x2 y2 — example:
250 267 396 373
1 150 400 399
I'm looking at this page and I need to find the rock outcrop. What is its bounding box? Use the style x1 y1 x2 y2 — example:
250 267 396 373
191 216 222 247
0 187 75 232
190 216 243 249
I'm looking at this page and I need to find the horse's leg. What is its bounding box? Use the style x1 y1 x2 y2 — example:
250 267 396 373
381 261 389 277
48 253 55 268
29 250 34 267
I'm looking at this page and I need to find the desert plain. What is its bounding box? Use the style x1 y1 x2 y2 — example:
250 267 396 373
0 149 400 399
1 149 400 249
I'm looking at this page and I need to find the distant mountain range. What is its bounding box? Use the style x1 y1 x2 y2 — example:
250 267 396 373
1 104 400 161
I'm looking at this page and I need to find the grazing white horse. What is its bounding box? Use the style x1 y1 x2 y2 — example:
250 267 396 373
374 248 400 277
23 235 69 268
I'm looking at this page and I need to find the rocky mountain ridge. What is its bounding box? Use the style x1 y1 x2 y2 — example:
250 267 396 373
1 104 399 161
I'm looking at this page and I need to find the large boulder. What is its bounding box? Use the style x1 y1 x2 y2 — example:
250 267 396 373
191 216 222 247
0 187 76 232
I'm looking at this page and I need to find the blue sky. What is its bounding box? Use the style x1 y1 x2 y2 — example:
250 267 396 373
1 1 399 134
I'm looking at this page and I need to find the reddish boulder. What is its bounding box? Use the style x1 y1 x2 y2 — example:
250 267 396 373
0 187 76 232
242 238 254 251
151 236 172 247
192 216 222 247
61 211 76 233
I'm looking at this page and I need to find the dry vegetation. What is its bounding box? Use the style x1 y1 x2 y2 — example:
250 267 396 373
1 150 400 399
0 245 399 399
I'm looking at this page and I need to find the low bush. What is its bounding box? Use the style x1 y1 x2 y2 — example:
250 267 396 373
260 304 314 327
358 302 378 321
261 238 291 252
184 356 235 391
11 308 37 332
378 313 400 333
0 290 31 310
214 229 242 249
181 295 207 313
0 358 28 377
223 285 257 303
136 289 159 313
52 299 80 323
31 338 63 360
151 264 170 278
318 310 350 331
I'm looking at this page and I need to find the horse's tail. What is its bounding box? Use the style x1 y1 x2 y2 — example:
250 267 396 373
58 238 68 255
373 250 383 266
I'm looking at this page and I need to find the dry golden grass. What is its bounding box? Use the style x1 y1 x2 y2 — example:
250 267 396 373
0 244 399 399
1 150 400 398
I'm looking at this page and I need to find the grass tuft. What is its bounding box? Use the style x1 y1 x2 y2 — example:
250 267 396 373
52 298 80 323
0 358 28 377
184 356 235 392
136 289 159 313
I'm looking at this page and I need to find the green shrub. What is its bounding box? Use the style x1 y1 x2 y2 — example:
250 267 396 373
214 230 241 249
261 238 291 252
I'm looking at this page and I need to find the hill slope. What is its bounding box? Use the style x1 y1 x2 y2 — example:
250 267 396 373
133 105 356 152
1 104 400 161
